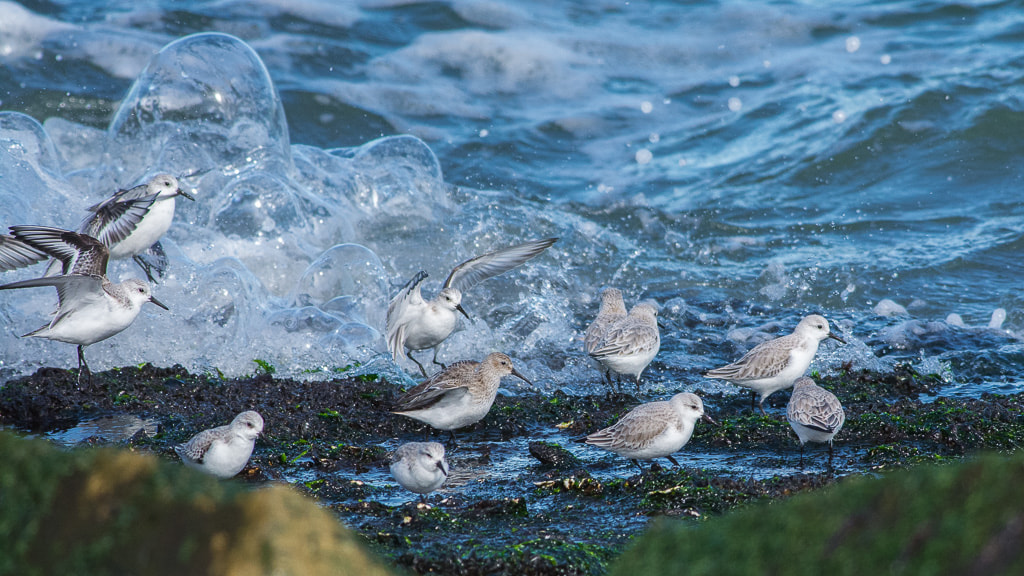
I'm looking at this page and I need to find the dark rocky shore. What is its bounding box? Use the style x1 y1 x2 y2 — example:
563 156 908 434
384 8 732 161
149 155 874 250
1 363 1022 575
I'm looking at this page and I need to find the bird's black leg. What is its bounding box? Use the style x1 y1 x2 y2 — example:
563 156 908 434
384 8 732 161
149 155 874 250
631 459 645 474
408 352 428 378
666 455 681 468
431 347 447 370
133 255 158 283
76 345 92 387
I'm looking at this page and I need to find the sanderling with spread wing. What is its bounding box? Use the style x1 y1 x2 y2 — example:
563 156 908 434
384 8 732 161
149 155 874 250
73 173 194 282
175 411 264 479
392 352 531 443
786 376 845 463
704 314 845 415
386 237 557 377
0 226 168 385
587 300 660 391
584 287 627 384
389 441 449 502
585 392 715 472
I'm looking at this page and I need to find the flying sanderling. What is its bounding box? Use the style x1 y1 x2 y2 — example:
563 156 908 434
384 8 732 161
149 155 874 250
0 225 168 385
786 376 845 463
386 237 557 377
73 173 194 282
588 300 661 391
389 441 449 503
175 411 264 479
704 314 845 415
392 352 531 444
583 287 627 385
585 392 715 472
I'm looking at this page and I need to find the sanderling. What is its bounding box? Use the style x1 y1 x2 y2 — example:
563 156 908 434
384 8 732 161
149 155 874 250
386 237 557 376
392 352 531 443
583 287 627 384
587 301 660 391
389 441 449 502
0 226 168 385
175 411 264 479
704 314 845 415
786 376 845 463
74 173 194 282
585 392 715 472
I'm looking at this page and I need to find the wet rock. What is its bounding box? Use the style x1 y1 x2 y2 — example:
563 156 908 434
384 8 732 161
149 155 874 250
529 441 581 468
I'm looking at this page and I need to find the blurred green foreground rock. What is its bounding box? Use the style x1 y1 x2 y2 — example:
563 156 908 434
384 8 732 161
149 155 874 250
0 432 392 576
612 451 1024 576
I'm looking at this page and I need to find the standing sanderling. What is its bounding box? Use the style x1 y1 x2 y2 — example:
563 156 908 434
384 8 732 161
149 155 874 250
583 287 627 385
175 411 264 479
786 376 845 463
587 300 660 391
585 392 715 472
389 441 449 503
386 237 557 376
704 314 845 415
392 352 532 444
0 226 169 385
73 173 194 282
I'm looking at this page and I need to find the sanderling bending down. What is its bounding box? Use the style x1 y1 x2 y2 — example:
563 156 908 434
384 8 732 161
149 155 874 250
583 287 627 385
392 352 531 443
175 411 264 479
587 301 660 391
585 392 715 472
704 314 845 415
786 376 845 463
389 441 449 502
386 237 557 376
0 226 168 385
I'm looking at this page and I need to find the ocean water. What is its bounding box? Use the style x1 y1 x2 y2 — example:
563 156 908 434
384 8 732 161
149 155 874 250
0 0 1022 396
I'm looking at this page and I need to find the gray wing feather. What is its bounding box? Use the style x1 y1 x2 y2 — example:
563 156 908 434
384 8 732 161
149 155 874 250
705 334 797 382
0 235 49 271
81 192 159 247
587 402 675 450
392 360 477 411
443 238 556 292
788 387 845 433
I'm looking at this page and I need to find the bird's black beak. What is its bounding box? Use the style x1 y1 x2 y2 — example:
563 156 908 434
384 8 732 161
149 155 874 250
511 367 533 386
828 331 846 344
456 303 470 320
177 188 196 201
437 460 449 477
702 413 719 426
149 295 169 310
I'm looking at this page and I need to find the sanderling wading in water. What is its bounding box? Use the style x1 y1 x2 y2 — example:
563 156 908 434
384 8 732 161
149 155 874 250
587 300 661 392
583 287 627 386
175 411 265 479
389 441 449 503
386 237 557 377
786 376 845 465
0 226 169 386
392 352 531 445
585 392 716 473
704 314 845 415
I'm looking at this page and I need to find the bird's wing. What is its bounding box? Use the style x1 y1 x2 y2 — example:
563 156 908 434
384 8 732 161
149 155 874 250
0 234 49 271
704 334 795 381
1 275 107 325
788 388 845 433
81 192 159 248
386 271 428 359
587 402 674 450
10 226 109 276
443 238 557 293
392 361 477 411
86 182 153 209
175 428 218 463
589 319 659 359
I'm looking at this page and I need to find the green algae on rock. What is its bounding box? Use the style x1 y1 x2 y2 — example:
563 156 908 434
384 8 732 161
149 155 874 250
610 451 1024 576
0 432 393 576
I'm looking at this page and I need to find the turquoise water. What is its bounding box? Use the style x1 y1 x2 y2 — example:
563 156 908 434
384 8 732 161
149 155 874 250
0 0 1022 395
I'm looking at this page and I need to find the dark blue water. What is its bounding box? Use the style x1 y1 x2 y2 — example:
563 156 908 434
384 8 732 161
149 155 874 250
0 0 1022 396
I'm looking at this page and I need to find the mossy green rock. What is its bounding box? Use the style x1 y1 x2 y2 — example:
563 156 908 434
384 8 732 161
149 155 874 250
611 452 1024 575
0 432 392 576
